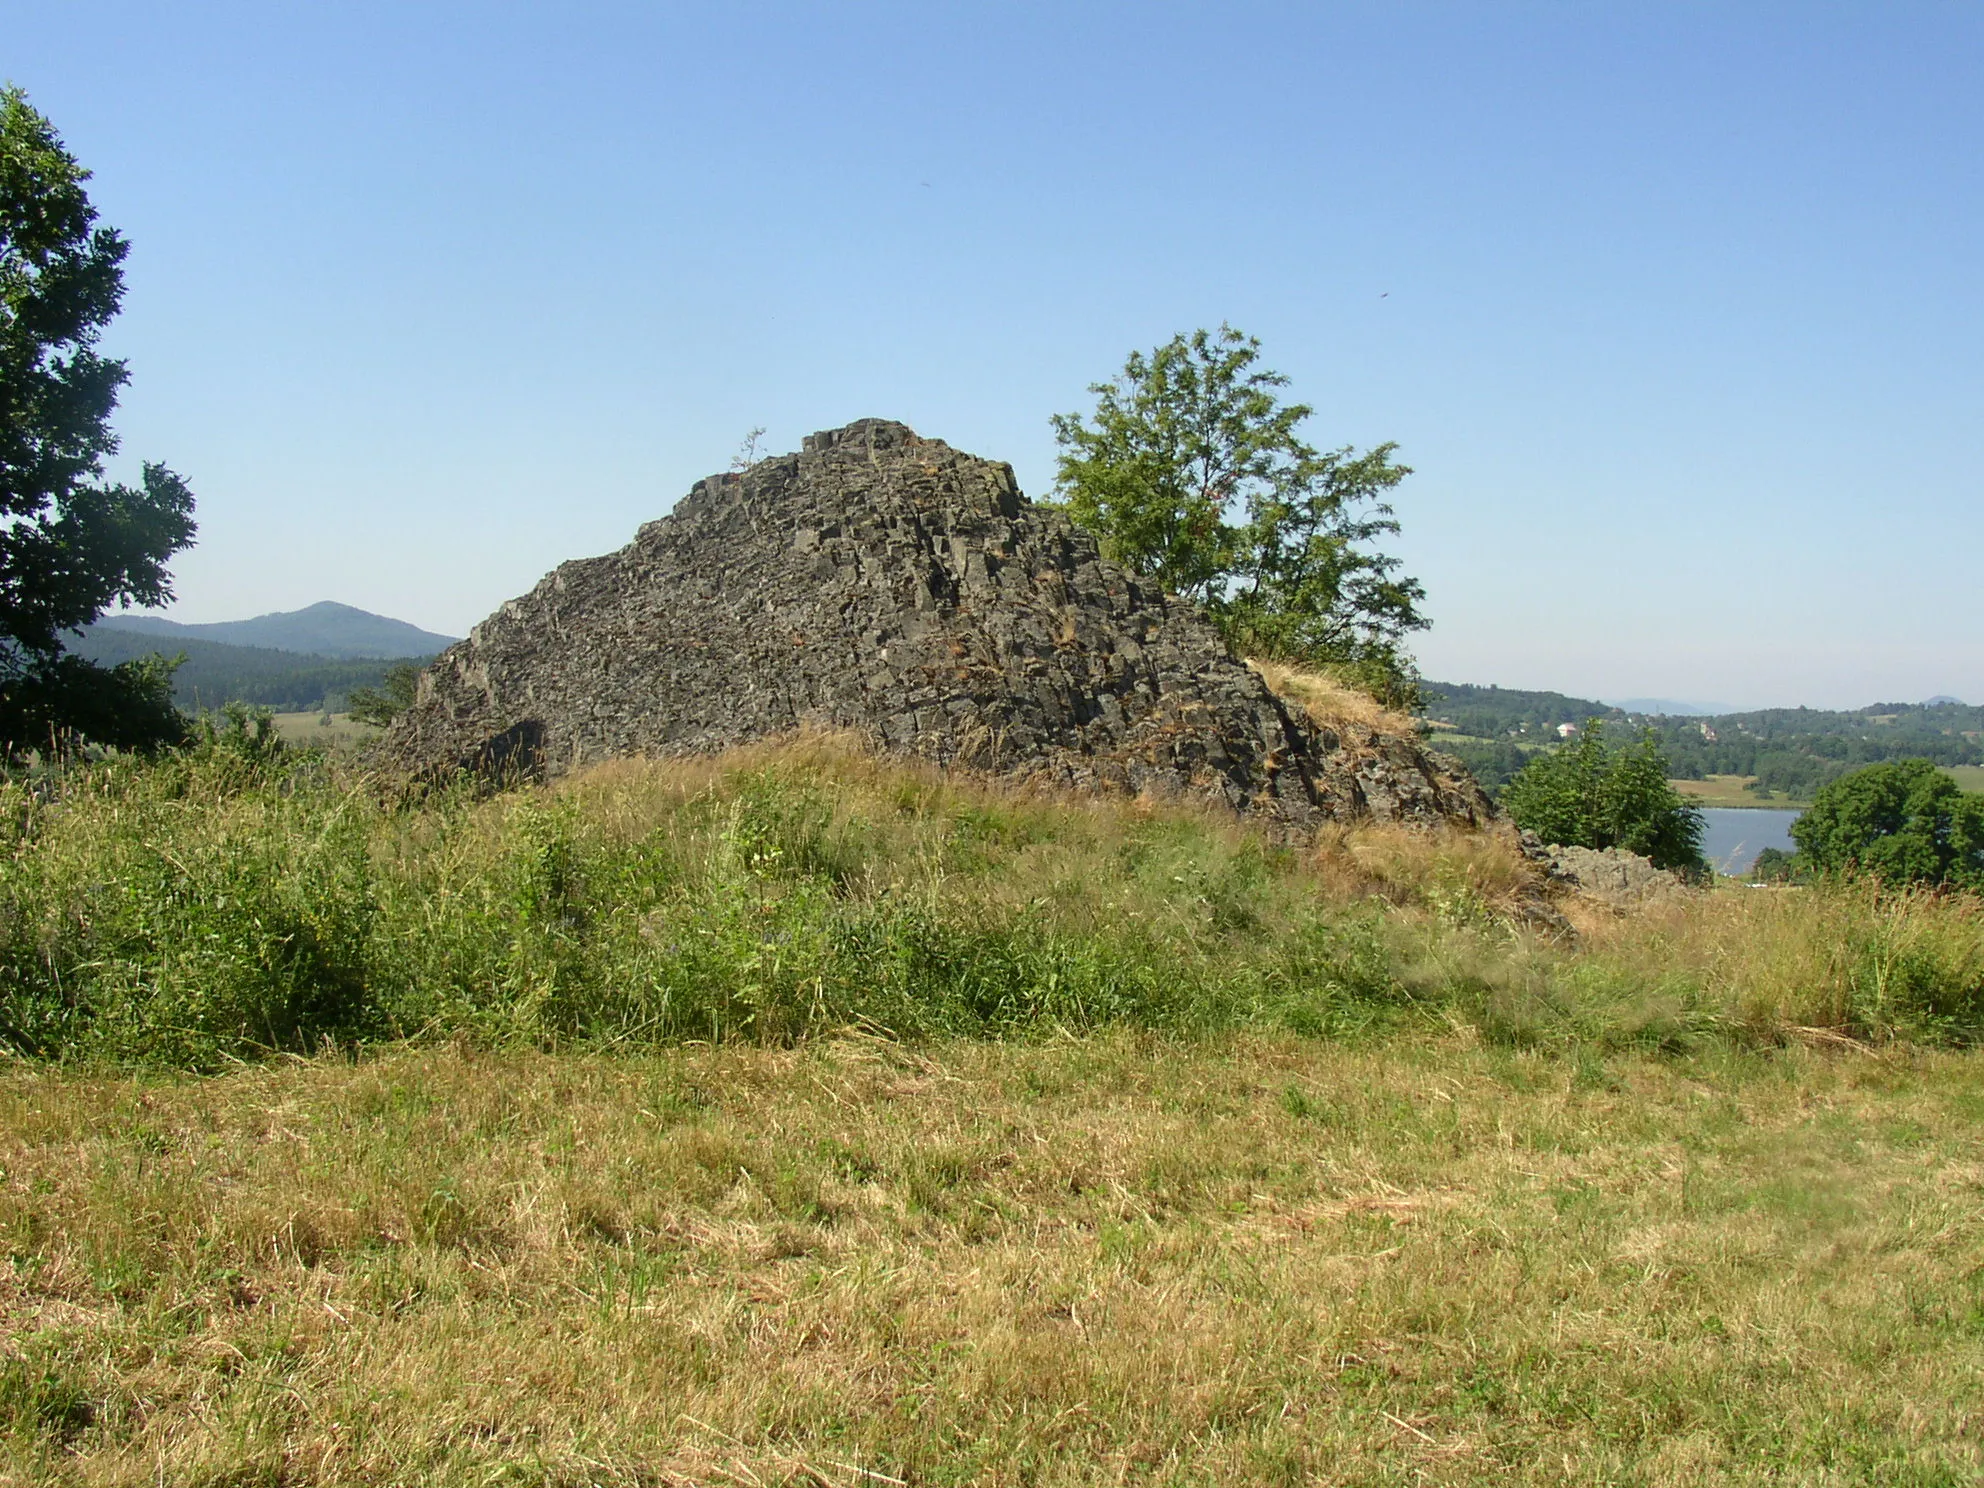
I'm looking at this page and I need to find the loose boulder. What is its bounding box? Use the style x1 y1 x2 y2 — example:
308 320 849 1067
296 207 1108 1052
379 419 1490 834
1540 844 1690 910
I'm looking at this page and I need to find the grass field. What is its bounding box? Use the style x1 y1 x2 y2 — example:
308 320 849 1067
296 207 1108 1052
1671 769 1983 807
6 1036 1983 1484
1669 775 1808 809
3 726 1983 1482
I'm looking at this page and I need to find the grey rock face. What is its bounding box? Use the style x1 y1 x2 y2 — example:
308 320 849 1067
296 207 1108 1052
379 419 1492 834
1541 844 1689 909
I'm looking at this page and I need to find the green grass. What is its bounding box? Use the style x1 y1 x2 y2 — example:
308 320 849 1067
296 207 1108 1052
1670 774 1810 808
4 1037 1982 1483
1945 765 1984 795
1 728 1980 1070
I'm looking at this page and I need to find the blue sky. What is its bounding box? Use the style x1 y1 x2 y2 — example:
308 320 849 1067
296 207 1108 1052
7 1 1980 708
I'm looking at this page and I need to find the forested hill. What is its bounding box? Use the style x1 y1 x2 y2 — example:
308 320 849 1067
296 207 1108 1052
1418 681 1624 737
1418 681 1983 798
94 601 457 660
1651 702 1983 797
72 629 435 713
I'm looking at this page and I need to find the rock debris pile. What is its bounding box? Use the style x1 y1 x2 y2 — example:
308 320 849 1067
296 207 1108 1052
380 419 1491 834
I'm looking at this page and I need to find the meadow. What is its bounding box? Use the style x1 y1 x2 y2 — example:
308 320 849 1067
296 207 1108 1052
1668 775 1809 809
3 724 1983 1482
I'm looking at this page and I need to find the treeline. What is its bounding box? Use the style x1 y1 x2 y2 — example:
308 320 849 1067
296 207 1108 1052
1652 704 1983 799
1417 681 1623 793
1419 680 1623 739
71 627 435 713
1419 684 1983 800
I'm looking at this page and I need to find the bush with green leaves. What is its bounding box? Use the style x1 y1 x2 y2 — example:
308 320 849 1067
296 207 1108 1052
1500 720 1705 872
1790 759 1984 890
1748 846 1803 884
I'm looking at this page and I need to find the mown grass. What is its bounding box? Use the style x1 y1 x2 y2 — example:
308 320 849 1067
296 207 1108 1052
0 728 1981 1068
4 1037 1983 1483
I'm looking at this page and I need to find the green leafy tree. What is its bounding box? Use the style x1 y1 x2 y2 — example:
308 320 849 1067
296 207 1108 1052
1748 846 1803 884
1050 326 1425 703
0 86 195 751
1790 759 1984 890
346 663 420 727
1501 720 1706 872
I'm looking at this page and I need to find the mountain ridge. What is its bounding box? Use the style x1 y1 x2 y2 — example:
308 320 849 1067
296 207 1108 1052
92 601 457 660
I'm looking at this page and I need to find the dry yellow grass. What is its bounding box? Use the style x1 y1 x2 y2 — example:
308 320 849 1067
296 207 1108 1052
5 1036 1982 1484
1562 878 1984 1040
1310 821 1547 921
1247 659 1417 736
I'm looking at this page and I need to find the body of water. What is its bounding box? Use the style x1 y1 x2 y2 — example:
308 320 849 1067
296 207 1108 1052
1699 807 1801 875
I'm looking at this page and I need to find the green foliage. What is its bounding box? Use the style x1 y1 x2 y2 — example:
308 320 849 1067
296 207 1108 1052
1419 688 1984 805
1051 326 1425 697
1427 736 1534 795
1417 681 1623 741
1501 720 1707 871
347 663 421 726
1748 846 1802 883
0 650 185 754
0 86 195 749
1648 702 1983 796
1791 759 1984 890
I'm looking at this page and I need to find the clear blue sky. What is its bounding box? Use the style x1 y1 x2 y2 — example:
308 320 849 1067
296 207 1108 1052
8 1 1980 708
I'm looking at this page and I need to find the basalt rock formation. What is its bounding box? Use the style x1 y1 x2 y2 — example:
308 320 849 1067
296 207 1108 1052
379 419 1491 834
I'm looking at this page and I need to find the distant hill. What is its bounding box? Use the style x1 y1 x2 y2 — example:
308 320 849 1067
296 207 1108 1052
1418 681 1623 737
1418 679 1984 800
1414 681 1627 793
93 601 457 660
72 629 438 713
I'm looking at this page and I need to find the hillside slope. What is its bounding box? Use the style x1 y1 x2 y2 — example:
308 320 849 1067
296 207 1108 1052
71 628 436 711
94 600 457 660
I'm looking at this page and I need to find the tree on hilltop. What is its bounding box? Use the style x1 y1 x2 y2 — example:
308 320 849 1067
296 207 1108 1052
0 86 196 751
1050 326 1426 706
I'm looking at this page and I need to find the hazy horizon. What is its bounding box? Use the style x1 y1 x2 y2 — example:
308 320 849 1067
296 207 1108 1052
13 3 1981 711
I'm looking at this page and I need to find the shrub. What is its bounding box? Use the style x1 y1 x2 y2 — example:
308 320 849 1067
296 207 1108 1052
1791 759 1984 890
1500 720 1705 872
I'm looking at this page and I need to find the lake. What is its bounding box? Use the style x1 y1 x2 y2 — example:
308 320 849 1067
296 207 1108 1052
1699 807 1801 875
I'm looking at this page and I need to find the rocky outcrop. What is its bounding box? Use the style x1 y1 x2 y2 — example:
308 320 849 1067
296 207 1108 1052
1540 844 1689 910
379 419 1491 834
